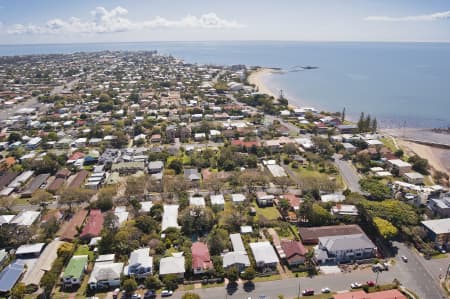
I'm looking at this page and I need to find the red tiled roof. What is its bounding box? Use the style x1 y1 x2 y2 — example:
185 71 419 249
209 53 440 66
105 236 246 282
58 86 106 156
333 289 406 299
282 194 301 209
231 139 260 148
191 242 213 271
58 209 88 241
80 209 104 240
68 152 85 161
281 240 307 258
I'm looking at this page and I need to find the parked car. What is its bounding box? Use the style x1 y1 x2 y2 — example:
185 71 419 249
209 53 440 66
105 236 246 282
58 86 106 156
302 289 314 296
401 255 408 262
144 290 156 299
351 282 362 289
130 294 141 299
161 290 173 297
366 280 375 287
321 287 331 293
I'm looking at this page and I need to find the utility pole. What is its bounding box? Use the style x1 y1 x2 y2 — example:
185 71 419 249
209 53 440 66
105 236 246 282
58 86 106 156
297 276 301 299
375 269 381 285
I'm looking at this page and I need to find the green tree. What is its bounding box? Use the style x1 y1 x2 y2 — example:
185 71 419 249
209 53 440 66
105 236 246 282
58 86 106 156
122 278 138 294
373 217 398 240
162 274 180 291
135 215 158 234
224 267 239 283
240 267 256 282
11 282 26 299
408 155 429 175
168 159 183 174
145 275 162 290
178 207 215 235
359 178 391 201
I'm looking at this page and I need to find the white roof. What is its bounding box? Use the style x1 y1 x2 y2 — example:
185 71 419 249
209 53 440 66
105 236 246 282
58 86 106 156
89 262 124 283
16 243 45 255
240 226 253 234
21 240 62 285
189 196 206 207
266 164 287 177
249 242 279 264
210 194 225 205
388 159 412 168
321 193 346 203
0 215 15 225
422 218 450 235
231 194 246 202
159 253 185 275
140 201 153 213
230 233 246 253
404 172 425 179
162 205 179 231
223 251 250 268
11 210 40 226
128 248 152 268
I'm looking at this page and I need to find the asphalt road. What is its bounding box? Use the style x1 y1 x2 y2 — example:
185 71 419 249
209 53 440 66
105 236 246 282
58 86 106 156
333 154 362 193
168 241 447 299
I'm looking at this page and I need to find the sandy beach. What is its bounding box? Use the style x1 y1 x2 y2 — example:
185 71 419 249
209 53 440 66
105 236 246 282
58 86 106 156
383 128 450 174
247 68 279 98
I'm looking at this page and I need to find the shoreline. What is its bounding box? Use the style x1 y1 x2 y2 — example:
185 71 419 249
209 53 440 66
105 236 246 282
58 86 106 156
247 67 450 174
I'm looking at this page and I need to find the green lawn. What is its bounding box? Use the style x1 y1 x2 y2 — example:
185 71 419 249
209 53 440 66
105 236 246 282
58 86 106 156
202 282 225 289
253 203 280 221
380 137 398 152
253 274 281 282
74 245 94 261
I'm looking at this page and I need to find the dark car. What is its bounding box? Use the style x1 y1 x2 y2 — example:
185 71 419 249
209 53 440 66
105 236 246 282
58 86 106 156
144 290 156 299
302 289 314 296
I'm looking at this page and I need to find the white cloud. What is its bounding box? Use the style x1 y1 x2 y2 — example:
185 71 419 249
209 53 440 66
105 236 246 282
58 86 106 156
365 10 450 22
6 6 244 35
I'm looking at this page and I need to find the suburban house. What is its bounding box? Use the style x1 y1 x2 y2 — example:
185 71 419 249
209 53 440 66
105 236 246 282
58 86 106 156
403 172 425 185
0 261 25 293
280 240 308 267
223 233 250 271
299 224 365 244
124 248 153 278
61 255 89 289
191 242 213 275
15 243 45 258
427 196 450 217
184 168 201 181
422 218 450 248
88 260 124 290
21 240 62 287
148 161 164 174
249 242 279 271
162 205 180 231
330 204 359 217
210 194 225 209
387 159 412 176
231 193 246 204
189 195 206 207
80 209 104 241
159 252 185 279
315 234 377 264
256 191 275 207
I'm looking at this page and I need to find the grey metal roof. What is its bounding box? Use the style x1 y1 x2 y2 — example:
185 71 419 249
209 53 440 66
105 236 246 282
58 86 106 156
319 234 376 252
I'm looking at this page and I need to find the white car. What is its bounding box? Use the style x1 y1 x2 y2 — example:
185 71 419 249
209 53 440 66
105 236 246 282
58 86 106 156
161 290 173 297
351 282 362 289
321 287 331 293
401 255 408 262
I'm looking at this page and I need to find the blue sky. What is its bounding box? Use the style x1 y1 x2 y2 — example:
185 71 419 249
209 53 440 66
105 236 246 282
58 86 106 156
0 0 449 44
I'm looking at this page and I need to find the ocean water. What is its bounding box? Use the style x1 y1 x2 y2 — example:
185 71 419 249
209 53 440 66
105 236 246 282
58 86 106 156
1 41 449 128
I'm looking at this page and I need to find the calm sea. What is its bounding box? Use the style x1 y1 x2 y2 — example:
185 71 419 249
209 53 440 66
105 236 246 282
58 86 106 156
1 41 449 128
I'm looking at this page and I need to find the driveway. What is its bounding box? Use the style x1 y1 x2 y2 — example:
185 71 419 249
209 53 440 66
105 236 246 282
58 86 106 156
333 154 362 193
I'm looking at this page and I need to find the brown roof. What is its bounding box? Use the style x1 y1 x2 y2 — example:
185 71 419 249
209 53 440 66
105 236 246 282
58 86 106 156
80 209 104 240
47 177 65 193
333 289 406 299
67 170 89 189
299 224 364 244
0 172 18 189
56 168 71 179
281 240 307 257
58 209 88 241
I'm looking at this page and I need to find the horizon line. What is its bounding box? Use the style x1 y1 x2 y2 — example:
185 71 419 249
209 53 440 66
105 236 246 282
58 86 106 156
1 39 450 47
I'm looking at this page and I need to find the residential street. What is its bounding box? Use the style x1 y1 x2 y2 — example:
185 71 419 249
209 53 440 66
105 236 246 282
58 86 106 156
170 242 447 299
332 154 362 193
